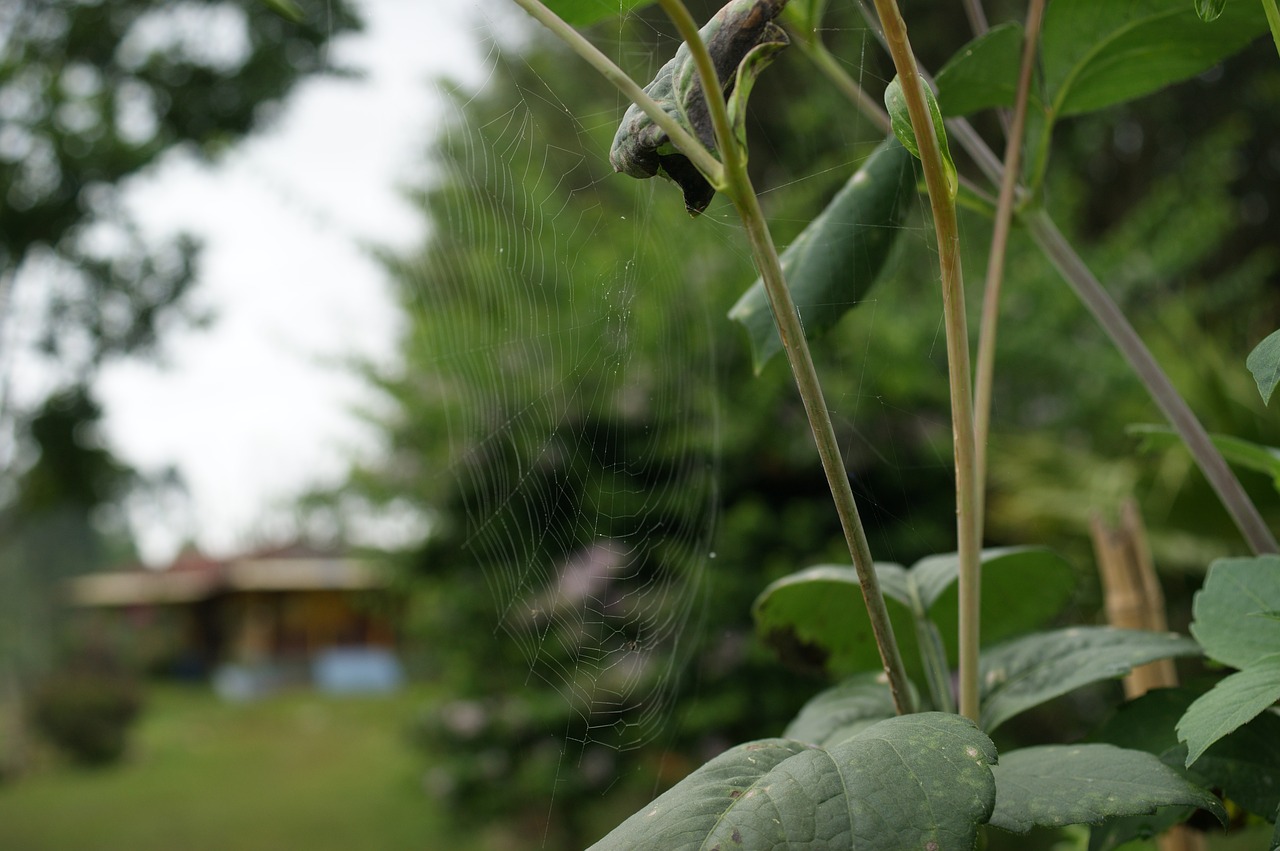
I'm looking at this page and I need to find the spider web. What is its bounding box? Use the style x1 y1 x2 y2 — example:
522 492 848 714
402 0 946 831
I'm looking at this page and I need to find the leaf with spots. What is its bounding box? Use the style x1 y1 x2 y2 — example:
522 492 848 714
588 712 997 851
988 744 1224 834
979 627 1201 733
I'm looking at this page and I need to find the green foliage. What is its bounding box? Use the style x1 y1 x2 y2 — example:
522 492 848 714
780 674 902 746
1248 328 1280 404
883 76 957 198
728 137 915 371
1196 0 1229 22
589 713 997 851
31 669 143 766
752 549 1076 689
1179 556 1280 763
988 744 1224 834
935 22 1025 118
978 628 1200 732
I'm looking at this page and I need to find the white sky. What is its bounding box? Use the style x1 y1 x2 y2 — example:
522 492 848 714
94 0 495 563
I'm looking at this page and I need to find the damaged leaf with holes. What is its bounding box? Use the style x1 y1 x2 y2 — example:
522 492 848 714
609 0 789 214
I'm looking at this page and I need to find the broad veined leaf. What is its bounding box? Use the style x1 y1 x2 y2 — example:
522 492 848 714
979 627 1201 732
1190 555 1280 668
935 21 1026 117
1186 694 1280 818
935 0 1266 118
753 549 1076 682
610 0 788 214
1248 328 1280 405
987 744 1224 834
542 0 654 26
1178 655 1280 765
728 137 914 372
1040 0 1266 116
1129 425 1280 492
1085 689 1206 850
588 713 997 851
884 75 957 198
782 673 903 747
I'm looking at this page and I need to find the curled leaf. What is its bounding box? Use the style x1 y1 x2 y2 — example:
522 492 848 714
1196 0 1228 21
609 0 789 214
884 75 957 199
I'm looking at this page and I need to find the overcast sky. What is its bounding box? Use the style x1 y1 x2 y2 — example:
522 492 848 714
94 1 494 563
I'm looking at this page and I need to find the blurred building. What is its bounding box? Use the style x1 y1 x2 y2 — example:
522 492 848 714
65 544 403 699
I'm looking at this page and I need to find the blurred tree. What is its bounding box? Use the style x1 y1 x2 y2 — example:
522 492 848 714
0 0 361 778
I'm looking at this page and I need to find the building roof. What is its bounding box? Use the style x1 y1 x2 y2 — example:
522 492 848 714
66 549 388 607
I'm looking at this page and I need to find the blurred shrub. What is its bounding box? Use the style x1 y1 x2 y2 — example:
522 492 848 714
31 670 143 766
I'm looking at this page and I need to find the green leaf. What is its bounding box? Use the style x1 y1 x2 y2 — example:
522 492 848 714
1129 425 1280 492
884 75 958 197
1189 696 1280 818
936 0 1266 118
988 744 1224 834
1248 328 1280 405
1178 656 1280 765
935 22 1026 117
1190 556 1280 668
753 548 1075 683
726 31 789 152
1040 0 1267 116
588 713 997 851
1196 0 1228 21
542 0 654 26
609 0 788 214
728 137 914 372
782 673 902 747
979 627 1201 732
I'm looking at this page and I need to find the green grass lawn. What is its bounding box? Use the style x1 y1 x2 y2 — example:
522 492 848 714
0 684 487 851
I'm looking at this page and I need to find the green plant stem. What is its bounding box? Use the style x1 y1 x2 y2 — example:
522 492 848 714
657 0 916 715
973 0 1045 534
848 4 1277 557
870 0 982 723
1024 209 1279 555
1264 0 1280 60
509 0 724 185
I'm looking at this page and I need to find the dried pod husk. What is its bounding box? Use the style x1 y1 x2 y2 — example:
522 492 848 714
609 0 789 215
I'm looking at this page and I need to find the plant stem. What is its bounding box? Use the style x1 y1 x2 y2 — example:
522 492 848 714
658 0 917 715
509 0 724 185
1263 0 1280 61
846 5 1277 557
1024 210 1279 555
870 0 982 723
973 0 1045 533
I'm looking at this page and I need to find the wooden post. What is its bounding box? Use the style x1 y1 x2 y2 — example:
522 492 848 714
1090 499 1204 851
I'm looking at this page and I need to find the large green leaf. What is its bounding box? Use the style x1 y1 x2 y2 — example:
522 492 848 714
543 0 654 26
588 713 997 851
934 22 1026 117
935 0 1266 118
979 627 1201 732
1129 425 1280 492
988 744 1224 834
1190 556 1280 668
728 137 914 372
1178 656 1280 765
1247 328 1280 405
753 549 1076 682
1188 695 1280 818
782 673 902 747
1041 0 1266 116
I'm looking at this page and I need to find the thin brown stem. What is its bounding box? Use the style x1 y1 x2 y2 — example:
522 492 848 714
973 0 1045 534
870 0 982 722
659 0 916 714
